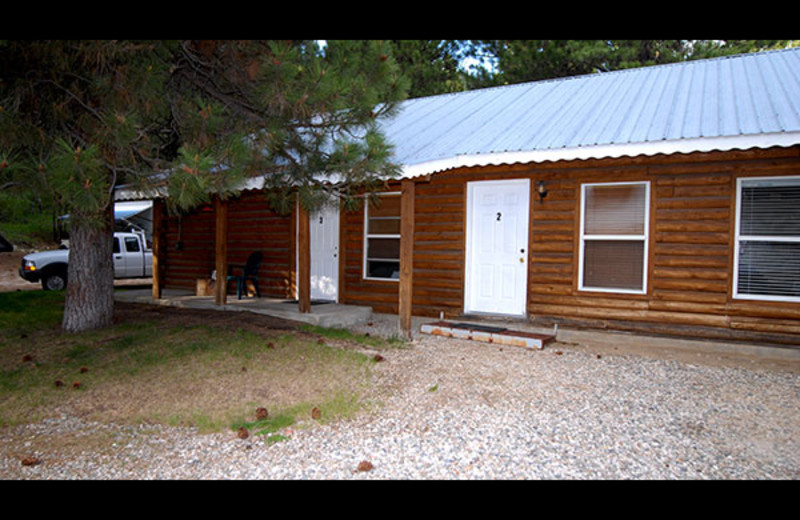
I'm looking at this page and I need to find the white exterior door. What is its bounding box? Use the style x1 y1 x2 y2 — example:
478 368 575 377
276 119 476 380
309 204 339 302
465 179 530 316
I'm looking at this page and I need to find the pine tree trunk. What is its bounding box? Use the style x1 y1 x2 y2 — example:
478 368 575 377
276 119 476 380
61 214 115 333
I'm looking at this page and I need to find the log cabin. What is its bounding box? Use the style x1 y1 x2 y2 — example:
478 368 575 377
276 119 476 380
119 47 800 345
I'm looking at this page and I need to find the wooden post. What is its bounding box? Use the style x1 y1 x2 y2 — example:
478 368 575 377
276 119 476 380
151 198 163 300
214 196 228 306
398 179 415 339
297 201 311 313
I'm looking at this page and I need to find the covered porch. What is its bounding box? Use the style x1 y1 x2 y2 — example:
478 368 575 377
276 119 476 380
147 179 421 338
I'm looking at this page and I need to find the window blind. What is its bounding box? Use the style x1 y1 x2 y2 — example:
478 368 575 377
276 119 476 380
736 177 800 300
740 180 800 236
583 240 645 290
364 193 401 280
584 184 647 235
581 182 649 293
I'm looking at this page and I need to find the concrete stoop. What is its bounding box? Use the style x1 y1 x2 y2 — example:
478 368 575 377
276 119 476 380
420 321 556 350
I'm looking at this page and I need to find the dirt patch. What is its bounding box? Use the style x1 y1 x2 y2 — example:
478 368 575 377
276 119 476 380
3 298 380 436
0 251 37 292
113 301 302 336
551 330 800 374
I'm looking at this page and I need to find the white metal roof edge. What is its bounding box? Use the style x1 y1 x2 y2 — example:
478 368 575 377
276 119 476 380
115 174 266 201
116 131 800 200
397 131 800 179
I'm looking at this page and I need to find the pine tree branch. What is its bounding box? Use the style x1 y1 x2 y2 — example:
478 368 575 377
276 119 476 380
39 79 105 125
170 42 266 125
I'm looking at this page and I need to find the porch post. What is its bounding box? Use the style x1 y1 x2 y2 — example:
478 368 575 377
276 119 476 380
398 179 415 339
297 201 311 313
214 195 228 306
151 198 164 300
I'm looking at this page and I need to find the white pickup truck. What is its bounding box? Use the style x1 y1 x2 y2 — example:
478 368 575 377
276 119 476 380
19 231 153 290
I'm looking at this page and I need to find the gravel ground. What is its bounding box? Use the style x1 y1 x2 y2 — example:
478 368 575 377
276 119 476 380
1 314 799 480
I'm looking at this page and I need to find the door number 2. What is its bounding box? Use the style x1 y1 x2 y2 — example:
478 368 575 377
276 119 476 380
496 212 502 221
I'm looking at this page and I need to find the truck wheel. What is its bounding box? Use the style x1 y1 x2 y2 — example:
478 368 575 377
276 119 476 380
42 273 67 291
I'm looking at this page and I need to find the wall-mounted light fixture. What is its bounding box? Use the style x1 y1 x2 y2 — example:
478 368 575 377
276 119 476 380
537 180 548 203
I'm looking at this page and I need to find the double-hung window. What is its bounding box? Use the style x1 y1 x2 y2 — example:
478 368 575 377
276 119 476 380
579 181 650 294
364 192 401 280
734 176 800 302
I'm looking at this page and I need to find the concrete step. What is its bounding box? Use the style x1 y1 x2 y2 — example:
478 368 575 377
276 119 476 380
420 320 555 350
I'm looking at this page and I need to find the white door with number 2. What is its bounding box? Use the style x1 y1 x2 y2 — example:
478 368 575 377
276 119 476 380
465 179 530 316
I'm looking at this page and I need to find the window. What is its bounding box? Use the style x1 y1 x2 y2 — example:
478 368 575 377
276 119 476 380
124 237 140 252
579 181 650 293
364 192 401 280
734 176 800 302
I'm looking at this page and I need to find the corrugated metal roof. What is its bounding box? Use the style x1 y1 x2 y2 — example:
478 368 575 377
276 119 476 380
116 47 800 201
383 47 800 178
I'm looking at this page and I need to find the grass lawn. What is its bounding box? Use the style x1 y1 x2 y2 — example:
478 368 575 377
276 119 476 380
0 290 402 438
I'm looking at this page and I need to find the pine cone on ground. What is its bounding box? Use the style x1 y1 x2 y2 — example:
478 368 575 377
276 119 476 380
21 456 42 466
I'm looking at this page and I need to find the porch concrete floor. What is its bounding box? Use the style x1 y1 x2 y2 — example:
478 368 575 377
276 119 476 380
114 287 373 328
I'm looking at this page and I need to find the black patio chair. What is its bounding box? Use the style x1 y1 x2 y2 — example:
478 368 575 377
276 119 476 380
227 251 262 299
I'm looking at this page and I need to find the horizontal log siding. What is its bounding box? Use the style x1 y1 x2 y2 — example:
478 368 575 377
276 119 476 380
225 191 293 299
341 194 398 314
526 147 800 343
163 205 215 290
342 171 527 316
152 147 799 343
162 191 293 298
340 147 800 343
409 177 465 317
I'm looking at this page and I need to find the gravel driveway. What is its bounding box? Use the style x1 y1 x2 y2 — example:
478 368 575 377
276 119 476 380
2 315 798 479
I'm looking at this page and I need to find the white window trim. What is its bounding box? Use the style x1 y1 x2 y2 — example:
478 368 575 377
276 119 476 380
363 191 401 282
733 175 800 303
578 181 650 295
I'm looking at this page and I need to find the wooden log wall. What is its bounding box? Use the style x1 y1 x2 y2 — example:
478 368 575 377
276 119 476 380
341 197 398 314
163 203 215 291
341 174 468 315
162 190 294 298
339 146 800 344
152 146 799 343
526 146 800 344
226 191 294 299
